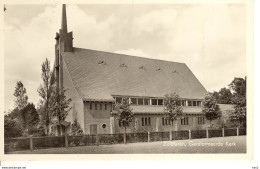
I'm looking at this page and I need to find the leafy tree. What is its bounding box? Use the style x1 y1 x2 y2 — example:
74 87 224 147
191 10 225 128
163 92 183 127
202 93 221 127
50 88 72 136
19 103 39 135
211 91 219 103
114 98 135 134
38 58 55 135
230 95 246 127
218 87 232 104
71 119 83 135
6 108 20 120
13 81 28 110
4 116 23 138
229 77 246 97
229 77 246 127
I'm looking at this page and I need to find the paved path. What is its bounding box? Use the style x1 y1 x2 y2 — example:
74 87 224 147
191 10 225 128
7 136 246 154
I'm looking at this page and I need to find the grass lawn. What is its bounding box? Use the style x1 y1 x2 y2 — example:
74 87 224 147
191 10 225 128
7 136 246 154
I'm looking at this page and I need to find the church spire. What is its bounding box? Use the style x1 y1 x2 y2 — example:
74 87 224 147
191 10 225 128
58 4 73 52
61 4 67 33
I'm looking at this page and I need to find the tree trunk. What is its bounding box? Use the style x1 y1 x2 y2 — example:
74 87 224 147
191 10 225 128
56 125 60 136
124 125 126 134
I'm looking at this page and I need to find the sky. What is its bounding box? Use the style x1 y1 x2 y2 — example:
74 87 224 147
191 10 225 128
4 4 246 111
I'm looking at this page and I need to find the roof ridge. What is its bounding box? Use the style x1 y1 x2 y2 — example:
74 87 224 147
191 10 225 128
73 47 186 65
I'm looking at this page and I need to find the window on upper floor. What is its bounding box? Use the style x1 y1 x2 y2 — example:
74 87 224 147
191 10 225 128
144 99 149 105
197 101 202 107
181 100 186 106
116 97 122 104
138 98 143 105
95 103 97 110
158 99 163 105
188 101 192 106
105 103 107 110
100 104 102 110
151 99 157 105
193 101 197 106
131 98 137 105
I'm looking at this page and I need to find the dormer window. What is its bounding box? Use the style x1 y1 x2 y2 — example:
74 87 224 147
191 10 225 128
98 60 106 65
156 67 161 71
120 63 127 67
139 65 145 69
172 70 178 73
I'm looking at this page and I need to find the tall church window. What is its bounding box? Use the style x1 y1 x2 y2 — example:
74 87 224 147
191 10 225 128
181 117 189 125
198 117 205 124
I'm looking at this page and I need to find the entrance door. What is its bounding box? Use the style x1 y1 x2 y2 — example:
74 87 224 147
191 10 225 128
90 124 98 134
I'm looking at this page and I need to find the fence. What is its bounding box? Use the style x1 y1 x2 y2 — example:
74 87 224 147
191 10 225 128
171 131 189 140
191 130 207 139
4 127 246 153
126 133 148 143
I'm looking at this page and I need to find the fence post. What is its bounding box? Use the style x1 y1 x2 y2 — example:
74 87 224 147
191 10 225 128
189 129 191 139
206 128 209 138
65 134 68 148
96 134 99 146
29 136 33 151
222 128 225 137
169 131 172 141
123 133 126 144
237 127 239 136
148 131 150 142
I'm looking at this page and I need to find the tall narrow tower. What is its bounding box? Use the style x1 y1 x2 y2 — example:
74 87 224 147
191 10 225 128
55 4 73 93
60 4 73 52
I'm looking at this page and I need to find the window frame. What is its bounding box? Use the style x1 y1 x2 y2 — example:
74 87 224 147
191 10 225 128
151 99 158 105
144 99 149 105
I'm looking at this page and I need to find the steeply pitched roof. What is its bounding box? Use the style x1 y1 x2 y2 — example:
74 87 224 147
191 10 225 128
62 47 207 101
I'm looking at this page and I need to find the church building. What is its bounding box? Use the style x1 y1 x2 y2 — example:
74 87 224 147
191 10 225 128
52 4 210 135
